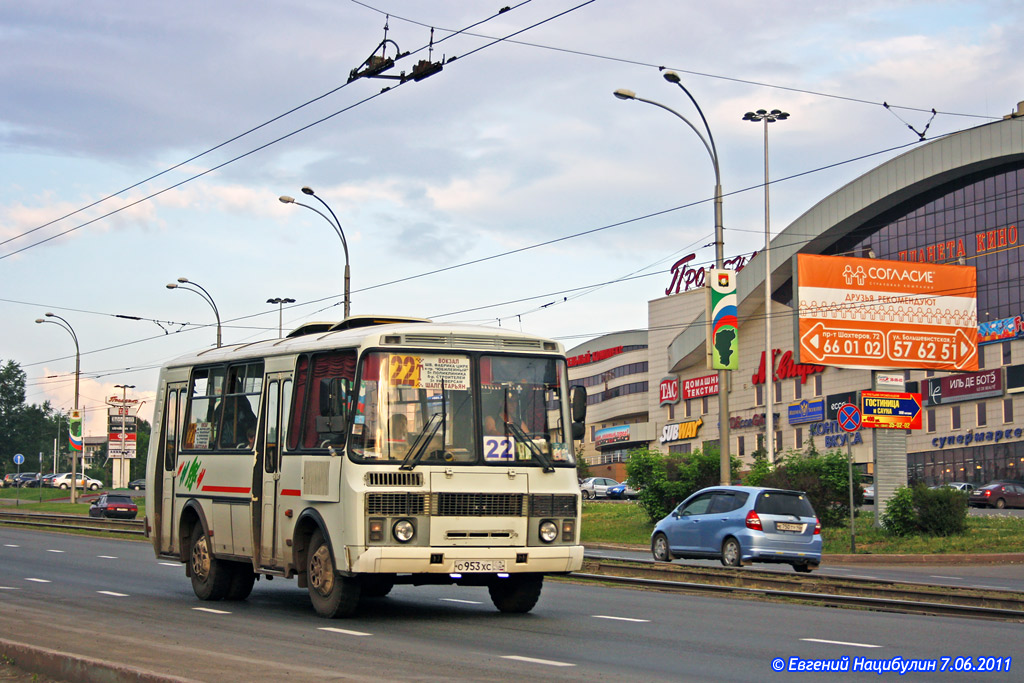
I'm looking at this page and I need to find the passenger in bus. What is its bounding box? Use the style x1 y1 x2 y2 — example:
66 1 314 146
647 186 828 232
387 413 410 456
484 392 529 435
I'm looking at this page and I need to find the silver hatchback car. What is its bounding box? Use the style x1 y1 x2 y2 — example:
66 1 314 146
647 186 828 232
651 485 822 573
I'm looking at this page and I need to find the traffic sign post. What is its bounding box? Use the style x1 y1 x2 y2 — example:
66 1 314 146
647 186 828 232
13 453 24 507
837 404 860 554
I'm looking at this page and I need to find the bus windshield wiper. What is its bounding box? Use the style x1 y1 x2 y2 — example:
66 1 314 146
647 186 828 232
399 412 443 471
505 421 554 473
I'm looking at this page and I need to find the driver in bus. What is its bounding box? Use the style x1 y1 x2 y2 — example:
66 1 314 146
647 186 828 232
484 391 529 436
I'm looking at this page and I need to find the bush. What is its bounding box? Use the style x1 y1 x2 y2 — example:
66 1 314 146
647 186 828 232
914 485 969 536
754 449 862 528
626 446 740 523
881 486 917 536
882 483 969 537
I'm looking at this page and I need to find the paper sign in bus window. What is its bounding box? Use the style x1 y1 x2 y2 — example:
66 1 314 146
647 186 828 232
484 436 515 462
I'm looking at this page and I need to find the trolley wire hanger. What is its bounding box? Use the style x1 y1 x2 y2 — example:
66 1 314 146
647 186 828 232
347 19 447 85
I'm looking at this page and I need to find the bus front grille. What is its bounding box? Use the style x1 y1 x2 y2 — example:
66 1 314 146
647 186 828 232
365 471 423 487
366 492 428 515
433 492 526 517
529 494 577 517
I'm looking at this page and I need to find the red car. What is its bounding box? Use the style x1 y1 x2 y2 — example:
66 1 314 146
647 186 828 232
968 482 1024 509
88 494 138 519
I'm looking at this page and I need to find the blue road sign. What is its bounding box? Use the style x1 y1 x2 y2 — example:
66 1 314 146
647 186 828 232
13 453 25 465
837 404 862 432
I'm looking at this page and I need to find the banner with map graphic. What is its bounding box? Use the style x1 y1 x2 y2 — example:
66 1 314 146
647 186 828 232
706 269 738 370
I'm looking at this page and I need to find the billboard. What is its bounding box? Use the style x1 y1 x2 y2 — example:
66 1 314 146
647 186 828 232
794 254 978 371
919 368 1003 406
861 391 923 429
706 269 738 370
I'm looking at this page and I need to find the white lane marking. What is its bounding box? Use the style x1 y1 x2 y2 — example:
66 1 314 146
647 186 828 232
192 607 230 614
0 587 19 590
97 591 129 597
502 656 575 668
802 638 881 649
25 578 51 583
970 585 1004 590
4 544 20 548
318 627 372 637
930 575 963 580
592 615 650 623
159 562 180 567
844 575 878 580
98 555 118 559
440 598 482 605
46 549 65 553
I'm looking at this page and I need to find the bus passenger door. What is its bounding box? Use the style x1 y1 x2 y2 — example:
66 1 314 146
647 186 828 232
253 374 289 569
159 384 186 554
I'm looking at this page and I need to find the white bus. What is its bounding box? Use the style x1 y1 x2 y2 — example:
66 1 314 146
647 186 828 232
145 316 587 617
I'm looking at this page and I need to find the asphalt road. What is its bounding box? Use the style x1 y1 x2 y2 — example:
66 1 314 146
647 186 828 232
1 527 1021 682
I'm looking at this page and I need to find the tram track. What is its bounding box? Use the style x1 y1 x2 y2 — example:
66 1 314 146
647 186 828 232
2 510 1021 620
572 554 1024 621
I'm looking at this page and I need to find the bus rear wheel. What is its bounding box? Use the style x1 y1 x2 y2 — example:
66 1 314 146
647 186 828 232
189 526 230 601
307 530 360 618
225 562 256 601
488 574 543 613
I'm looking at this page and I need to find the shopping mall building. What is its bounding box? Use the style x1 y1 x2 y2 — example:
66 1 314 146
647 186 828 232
570 103 1024 496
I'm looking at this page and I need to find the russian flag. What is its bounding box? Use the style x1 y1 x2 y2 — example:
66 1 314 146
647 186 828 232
69 432 82 452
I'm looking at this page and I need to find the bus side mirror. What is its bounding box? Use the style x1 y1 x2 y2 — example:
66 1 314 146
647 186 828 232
571 422 585 440
570 386 587 423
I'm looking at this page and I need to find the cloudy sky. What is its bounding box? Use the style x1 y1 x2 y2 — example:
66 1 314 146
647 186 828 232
2 0 1020 433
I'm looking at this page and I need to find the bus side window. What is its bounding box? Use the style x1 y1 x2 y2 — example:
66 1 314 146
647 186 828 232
265 381 279 473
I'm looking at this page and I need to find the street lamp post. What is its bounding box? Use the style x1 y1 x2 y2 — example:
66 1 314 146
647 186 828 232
267 297 296 337
166 278 222 347
742 108 789 464
614 76 732 485
35 313 81 504
279 188 351 319
113 384 135 488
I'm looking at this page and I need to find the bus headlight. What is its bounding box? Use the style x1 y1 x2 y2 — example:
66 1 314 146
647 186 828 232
539 520 558 543
392 519 415 543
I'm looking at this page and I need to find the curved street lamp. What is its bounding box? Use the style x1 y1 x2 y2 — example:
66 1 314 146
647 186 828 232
35 312 81 503
166 277 222 348
614 77 731 484
267 297 296 337
279 188 351 319
742 108 789 466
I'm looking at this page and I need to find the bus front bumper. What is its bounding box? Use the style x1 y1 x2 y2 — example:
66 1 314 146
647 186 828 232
347 544 584 575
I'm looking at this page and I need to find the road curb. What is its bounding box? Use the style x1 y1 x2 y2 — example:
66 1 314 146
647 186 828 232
0 637 196 683
585 543 1024 566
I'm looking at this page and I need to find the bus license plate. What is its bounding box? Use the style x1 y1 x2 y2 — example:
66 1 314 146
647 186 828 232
453 560 506 572
776 522 804 532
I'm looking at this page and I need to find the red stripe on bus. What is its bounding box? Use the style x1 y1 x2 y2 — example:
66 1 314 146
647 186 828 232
281 489 301 496
201 486 251 494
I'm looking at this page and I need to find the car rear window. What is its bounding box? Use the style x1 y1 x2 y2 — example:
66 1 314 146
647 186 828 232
755 491 815 517
106 495 134 504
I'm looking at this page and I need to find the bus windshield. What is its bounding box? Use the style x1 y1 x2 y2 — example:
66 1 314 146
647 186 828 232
348 351 574 467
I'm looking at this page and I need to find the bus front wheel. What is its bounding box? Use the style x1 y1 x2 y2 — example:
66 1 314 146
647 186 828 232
189 526 230 601
488 574 543 613
307 530 360 618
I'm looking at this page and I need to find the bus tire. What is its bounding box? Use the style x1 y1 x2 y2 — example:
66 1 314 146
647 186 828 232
307 530 360 618
225 562 256 601
189 525 230 601
361 576 395 598
488 574 543 614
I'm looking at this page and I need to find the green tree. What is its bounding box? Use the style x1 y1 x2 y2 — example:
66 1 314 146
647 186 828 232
757 449 862 527
626 446 741 522
1 359 62 476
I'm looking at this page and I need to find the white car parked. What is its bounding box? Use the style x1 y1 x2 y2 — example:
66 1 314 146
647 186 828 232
580 477 619 500
52 472 102 490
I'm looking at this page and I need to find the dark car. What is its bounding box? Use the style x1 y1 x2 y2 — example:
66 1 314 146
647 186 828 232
14 472 41 487
969 481 1024 509
127 479 146 491
1 473 17 487
607 481 638 499
651 486 822 573
88 494 138 520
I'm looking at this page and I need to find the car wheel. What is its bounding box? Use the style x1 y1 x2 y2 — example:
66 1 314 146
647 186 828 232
651 533 673 562
792 563 813 573
721 538 742 567
90 484 99 490
582 490 592 500
995 498 1006 509
488 574 543 613
189 525 230 601
60 483 68 490
307 529 360 618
